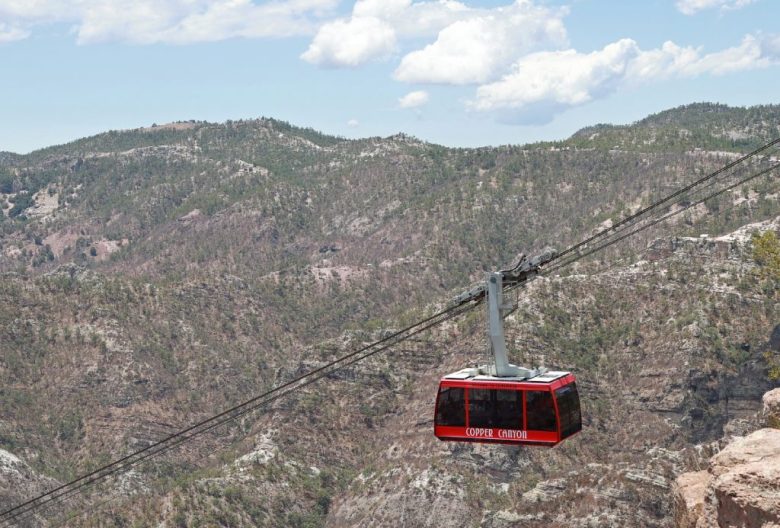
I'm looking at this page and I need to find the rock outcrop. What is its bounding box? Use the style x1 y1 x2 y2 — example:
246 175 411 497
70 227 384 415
763 388 780 429
674 428 780 527
674 470 710 528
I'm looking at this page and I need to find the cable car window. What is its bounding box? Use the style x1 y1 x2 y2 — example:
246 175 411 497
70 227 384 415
525 390 557 431
468 389 522 430
435 387 465 427
555 383 582 439
494 389 523 429
468 389 493 428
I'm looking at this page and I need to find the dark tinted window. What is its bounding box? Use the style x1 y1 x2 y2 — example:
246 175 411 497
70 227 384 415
555 383 582 439
435 387 465 427
525 391 557 431
468 389 522 430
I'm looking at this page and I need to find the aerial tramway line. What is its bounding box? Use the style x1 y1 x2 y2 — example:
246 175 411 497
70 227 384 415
1 138 778 527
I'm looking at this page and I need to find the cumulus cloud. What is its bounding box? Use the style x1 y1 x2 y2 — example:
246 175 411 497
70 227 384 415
0 0 339 44
300 15 396 67
629 33 780 78
355 0 471 37
471 34 780 124
471 39 638 118
302 0 467 68
347 118 360 127
303 0 564 71
676 0 756 15
398 90 429 108
393 1 567 84
352 0 413 20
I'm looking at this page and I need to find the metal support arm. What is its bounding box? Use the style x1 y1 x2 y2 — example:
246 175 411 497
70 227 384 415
452 247 557 379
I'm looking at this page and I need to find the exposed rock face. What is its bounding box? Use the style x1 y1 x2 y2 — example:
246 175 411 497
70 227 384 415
674 428 780 528
0 449 58 514
674 471 710 528
764 389 780 429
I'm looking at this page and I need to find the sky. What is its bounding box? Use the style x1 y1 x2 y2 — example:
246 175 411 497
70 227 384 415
1 0 779 153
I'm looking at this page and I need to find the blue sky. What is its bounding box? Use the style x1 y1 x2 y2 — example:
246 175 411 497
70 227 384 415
1 0 779 153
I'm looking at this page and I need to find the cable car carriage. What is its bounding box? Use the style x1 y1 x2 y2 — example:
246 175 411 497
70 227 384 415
434 253 582 446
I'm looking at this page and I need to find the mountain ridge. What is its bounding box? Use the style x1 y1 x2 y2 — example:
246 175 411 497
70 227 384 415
3 102 779 160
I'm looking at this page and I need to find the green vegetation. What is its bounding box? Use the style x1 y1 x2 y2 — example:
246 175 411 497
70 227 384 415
754 230 780 379
0 168 13 194
752 230 780 282
565 103 780 153
8 192 33 217
0 102 778 527
765 350 780 382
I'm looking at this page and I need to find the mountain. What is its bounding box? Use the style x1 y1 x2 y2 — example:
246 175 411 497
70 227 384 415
0 103 778 527
568 102 780 152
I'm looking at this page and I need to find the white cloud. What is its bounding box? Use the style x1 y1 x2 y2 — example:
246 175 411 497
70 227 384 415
676 0 756 15
302 0 469 68
628 34 780 78
0 22 29 42
0 0 339 44
352 0 412 20
347 118 360 127
363 0 471 37
471 34 780 123
303 0 564 72
393 1 567 84
300 15 396 67
472 39 639 116
398 90 429 108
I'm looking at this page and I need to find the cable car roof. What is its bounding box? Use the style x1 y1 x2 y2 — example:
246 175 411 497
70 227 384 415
442 368 571 383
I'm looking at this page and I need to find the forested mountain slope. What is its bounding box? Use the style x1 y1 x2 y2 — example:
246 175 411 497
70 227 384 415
0 103 778 527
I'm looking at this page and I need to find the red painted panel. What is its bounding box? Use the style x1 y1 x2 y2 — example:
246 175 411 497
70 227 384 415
434 425 559 445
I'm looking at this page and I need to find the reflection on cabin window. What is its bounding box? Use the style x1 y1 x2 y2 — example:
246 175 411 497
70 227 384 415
556 383 582 438
468 389 523 430
435 387 465 426
525 391 557 431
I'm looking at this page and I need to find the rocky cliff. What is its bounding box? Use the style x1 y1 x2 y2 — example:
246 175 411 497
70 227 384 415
674 389 780 528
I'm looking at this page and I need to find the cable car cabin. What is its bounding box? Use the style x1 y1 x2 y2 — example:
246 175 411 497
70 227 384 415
434 370 581 446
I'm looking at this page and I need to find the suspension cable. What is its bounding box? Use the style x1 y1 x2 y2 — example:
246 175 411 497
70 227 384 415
540 162 778 277
549 138 780 265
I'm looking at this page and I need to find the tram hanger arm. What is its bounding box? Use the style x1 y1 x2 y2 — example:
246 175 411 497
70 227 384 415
451 247 557 306
500 247 556 286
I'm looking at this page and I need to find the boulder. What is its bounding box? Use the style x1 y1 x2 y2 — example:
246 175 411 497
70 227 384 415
673 470 710 528
763 388 780 429
675 429 780 527
705 429 780 527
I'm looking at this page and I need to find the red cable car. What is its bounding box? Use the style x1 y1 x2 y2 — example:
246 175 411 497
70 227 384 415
434 254 582 446
434 370 581 446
